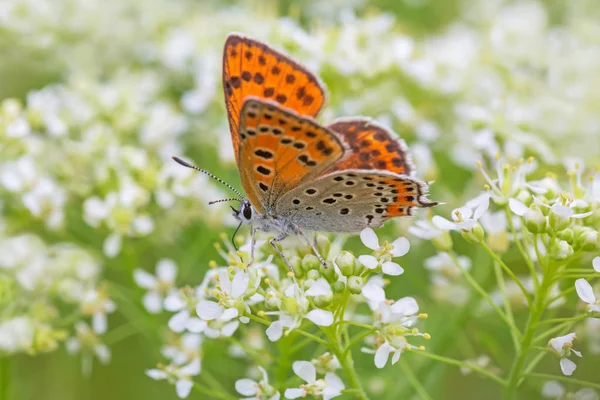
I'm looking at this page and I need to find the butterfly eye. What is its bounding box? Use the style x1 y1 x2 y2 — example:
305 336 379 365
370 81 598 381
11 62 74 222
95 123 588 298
243 203 252 220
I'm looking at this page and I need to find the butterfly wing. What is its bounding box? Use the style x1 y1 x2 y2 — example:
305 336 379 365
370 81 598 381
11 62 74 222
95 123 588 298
223 33 326 163
326 118 414 175
275 170 436 232
237 98 346 213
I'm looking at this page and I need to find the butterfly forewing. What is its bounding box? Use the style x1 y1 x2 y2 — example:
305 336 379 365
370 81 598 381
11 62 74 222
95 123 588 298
275 170 437 232
326 119 414 176
238 98 346 213
223 34 326 163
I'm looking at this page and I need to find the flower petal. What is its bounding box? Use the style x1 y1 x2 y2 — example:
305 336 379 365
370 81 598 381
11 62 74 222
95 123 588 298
391 348 402 365
164 293 186 311
391 296 419 316
220 307 239 321
146 369 167 380
196 300 223 320
575 279 596 304
175 379 193 399
185 317 207 333
92 312 107 334
292 361 316 384
168 310 190 333
180 358 201 375
133 269 157 289
559 358 577 376
432 216 456 231
361 282 386 304
390 237 410 257
235 379 258 396
266 321 283 342
360 228 379 250
142 292 163 314
284 388 305 399
358 255 378 269
541 381 565 398
593 256 600 273
306 309 333 326
508 198 529 217
221 321 239 337
382 261 404 276
103 233 122 258
231 271 249 299
156 259 177 282
374 343 392 368
306 278 332 297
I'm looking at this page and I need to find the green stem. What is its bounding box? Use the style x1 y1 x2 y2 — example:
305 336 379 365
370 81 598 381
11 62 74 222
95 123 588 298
503 275 551 399
343 328 378 357
480 241 532 306
409 350 506 386
527 373 600 390
539 315 589 326
399 358 432 400
493 260 519 351
330 334 368 400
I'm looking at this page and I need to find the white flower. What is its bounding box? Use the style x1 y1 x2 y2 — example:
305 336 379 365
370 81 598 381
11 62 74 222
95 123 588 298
408 219 444 240
0 317 34 353
134 259 178 314
433 193 490 230
235 366 280 400
305 278 332 297
575 279 600 313
164 290 207 334
548 333 582 376
80 289 117 334
284 361 344 400
542 380 599 400
594 256 600 273
161 333 202 366
358 228 408 276
66 321 111 376
265 283 333 342
196 270 250 322
146 358 201 399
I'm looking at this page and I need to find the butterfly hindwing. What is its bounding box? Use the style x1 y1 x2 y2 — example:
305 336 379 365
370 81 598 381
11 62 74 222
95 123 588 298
327 118 414 176
275 169 437 232
238 98 346 213
223 34 326 163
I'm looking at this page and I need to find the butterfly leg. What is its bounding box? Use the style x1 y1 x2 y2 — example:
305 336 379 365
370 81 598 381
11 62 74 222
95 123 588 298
269 233 293 271
297 228 328 268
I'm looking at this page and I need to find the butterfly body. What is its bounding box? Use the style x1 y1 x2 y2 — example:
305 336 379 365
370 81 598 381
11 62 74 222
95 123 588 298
175 33 437 267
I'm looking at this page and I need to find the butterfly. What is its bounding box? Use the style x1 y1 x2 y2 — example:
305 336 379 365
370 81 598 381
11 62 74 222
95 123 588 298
173 33 437 268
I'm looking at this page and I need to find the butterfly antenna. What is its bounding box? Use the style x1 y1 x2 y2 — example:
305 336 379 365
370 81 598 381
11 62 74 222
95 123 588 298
208 198 241 205
231 221 243 252
172 156 243 199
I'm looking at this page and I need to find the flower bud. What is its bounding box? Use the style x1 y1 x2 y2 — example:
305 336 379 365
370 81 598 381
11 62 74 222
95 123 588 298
514 190 532 207
577 228 600 252
306 269 320 281
332 281 346 293
347 276 364 294
289 256 303 278
524 207 546 234
335 251 355 277
314 293 333 308
549 240 574 260
460 224 484 243
316 234 330 259
557 228 574 243
548 209 570 232
302 254 320 272
320 261 336 282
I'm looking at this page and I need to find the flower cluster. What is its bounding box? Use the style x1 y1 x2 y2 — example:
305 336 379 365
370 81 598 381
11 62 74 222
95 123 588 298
137 228 428 398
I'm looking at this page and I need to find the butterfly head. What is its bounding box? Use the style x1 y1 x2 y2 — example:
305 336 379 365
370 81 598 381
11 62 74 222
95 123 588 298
231 199 257 225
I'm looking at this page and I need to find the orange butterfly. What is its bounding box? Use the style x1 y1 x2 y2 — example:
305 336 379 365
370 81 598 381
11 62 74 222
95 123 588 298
174 33 437 268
